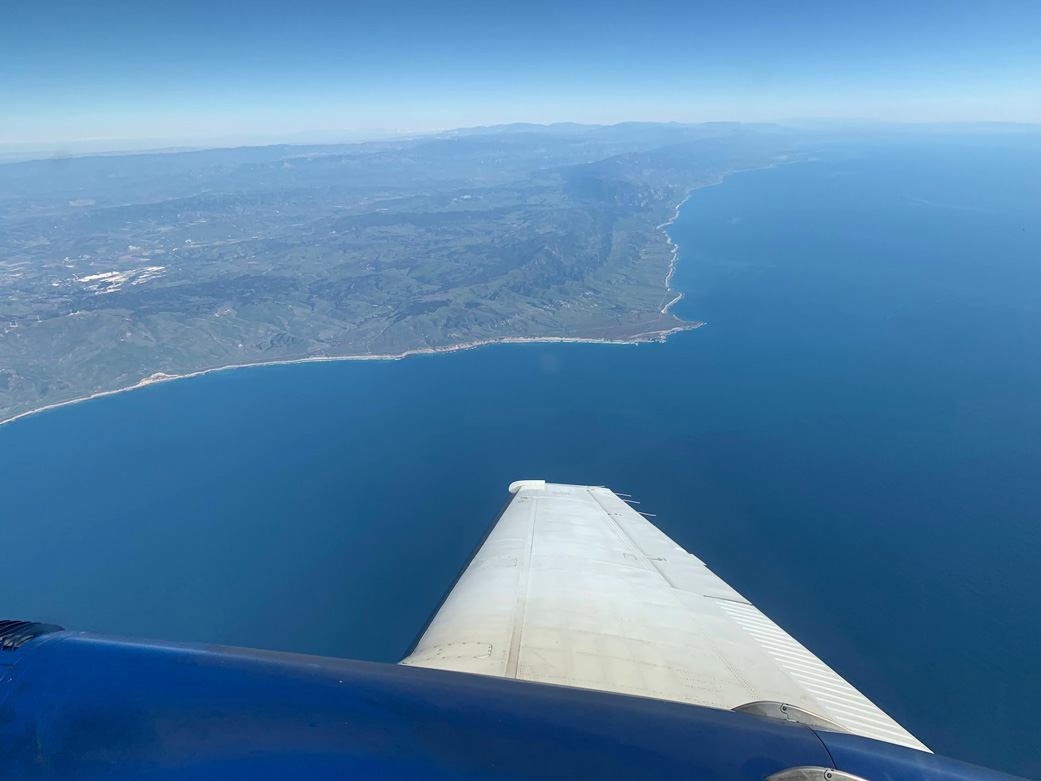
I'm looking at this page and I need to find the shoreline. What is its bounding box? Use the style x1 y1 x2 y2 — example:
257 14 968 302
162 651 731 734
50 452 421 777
0 159 787 431
657 187 700 314
657 158 794 314
0 328 698 431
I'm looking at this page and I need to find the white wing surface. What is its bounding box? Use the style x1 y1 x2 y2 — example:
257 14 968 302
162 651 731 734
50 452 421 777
400 481 927 752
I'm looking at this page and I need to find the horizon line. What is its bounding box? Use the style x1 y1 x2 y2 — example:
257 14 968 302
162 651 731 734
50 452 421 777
2 117 1040 165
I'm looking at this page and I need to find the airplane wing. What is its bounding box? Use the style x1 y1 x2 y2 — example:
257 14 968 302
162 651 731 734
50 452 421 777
401 480 928 752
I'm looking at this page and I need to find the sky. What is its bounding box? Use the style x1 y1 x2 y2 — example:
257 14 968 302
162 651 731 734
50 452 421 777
2 0 1039 152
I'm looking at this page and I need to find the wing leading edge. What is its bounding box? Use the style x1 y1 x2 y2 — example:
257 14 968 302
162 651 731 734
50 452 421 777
400 481 928 752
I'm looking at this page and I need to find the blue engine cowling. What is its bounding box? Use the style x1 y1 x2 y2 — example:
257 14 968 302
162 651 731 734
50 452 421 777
0 627 1024 780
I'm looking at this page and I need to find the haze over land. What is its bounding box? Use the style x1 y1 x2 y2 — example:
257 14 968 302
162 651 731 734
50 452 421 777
0 122 800 424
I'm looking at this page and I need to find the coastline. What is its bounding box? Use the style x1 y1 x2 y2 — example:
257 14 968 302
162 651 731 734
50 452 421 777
0 328 698 431
0 159 788 432
657 158 795 315
657 187 700 315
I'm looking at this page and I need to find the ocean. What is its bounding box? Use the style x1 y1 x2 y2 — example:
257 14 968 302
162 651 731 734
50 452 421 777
2 133 1038 776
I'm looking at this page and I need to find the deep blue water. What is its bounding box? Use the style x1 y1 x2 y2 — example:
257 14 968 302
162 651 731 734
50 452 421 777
2 135 1039 776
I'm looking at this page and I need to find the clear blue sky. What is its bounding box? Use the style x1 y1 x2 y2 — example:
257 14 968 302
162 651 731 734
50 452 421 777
2 0 1039 147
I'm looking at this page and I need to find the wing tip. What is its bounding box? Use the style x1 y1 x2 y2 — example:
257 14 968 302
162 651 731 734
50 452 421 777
508 479 546 494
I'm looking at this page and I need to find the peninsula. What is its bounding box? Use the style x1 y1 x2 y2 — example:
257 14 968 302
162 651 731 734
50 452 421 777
0 123 796 425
